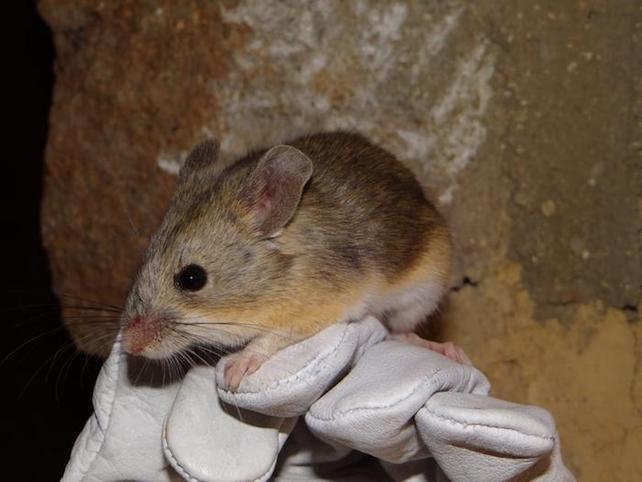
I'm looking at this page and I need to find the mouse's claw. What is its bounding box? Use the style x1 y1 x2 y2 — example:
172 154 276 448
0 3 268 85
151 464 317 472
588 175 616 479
391 333 472 366
223 349 268 390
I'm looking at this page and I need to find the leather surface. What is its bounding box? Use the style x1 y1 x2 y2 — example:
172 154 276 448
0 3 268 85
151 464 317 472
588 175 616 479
63 318 574 481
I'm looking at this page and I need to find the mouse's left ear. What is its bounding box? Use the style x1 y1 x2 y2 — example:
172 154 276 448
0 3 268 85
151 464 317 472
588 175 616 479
239 145 313 238
180 139 220 180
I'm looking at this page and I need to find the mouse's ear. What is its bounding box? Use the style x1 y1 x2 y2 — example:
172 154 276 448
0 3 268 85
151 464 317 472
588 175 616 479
239 145 313 238
180 139 220 180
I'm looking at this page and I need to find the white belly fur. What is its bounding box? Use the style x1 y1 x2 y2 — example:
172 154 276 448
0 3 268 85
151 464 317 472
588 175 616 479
337 277 445 333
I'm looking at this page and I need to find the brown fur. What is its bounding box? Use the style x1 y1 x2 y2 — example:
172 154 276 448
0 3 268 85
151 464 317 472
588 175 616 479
122 131 452 359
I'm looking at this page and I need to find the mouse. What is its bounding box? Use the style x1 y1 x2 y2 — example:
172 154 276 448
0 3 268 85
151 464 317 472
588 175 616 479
121 131 462 390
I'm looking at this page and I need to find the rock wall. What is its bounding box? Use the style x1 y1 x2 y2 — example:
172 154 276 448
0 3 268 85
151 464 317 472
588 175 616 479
39 1 641 479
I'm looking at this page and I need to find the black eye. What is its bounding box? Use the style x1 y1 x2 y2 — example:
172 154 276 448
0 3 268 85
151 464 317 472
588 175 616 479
175 264 207 292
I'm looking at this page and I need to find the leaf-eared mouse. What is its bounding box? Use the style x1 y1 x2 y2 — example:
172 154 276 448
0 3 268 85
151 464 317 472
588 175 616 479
122 132 457 389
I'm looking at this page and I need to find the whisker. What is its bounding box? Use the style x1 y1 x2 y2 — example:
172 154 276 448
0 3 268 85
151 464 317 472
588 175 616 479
1 289 123 313
63 320 123 327
0 325 68 368
8 310 121 332
173 319 299 341
131 356 150 387
3 303 122 314
15 332 101 401
55 346 85 402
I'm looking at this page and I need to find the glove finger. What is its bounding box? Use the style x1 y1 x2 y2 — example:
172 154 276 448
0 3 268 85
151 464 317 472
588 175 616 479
216 317 388 418
416 392 574 482
165 364 297 482
305 340 490 463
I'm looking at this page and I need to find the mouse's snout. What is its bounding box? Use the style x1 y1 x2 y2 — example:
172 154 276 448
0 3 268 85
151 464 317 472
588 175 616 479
122 313 164 357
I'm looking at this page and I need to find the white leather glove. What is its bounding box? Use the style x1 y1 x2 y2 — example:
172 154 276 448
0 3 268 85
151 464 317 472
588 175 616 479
63 317 574 481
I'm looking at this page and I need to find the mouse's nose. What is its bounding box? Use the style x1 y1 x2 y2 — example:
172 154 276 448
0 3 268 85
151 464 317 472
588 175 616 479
123 314 156 355
129 316 143 329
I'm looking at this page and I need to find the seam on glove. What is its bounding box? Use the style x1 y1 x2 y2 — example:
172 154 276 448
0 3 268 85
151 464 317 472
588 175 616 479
83 343 125 478
307 365 477 422
162 427 279 482
219 323 353 397
420 407 555 442
162 435 202 482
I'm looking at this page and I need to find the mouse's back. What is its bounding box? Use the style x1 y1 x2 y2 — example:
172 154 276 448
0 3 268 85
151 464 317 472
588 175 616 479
278 132 450 288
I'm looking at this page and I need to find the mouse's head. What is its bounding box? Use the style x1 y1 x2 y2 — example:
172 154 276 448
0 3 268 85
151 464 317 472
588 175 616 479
121 139 313 359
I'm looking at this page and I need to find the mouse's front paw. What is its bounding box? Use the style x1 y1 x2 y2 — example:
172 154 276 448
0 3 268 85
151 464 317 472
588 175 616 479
391 333 472 366
223 349 268 391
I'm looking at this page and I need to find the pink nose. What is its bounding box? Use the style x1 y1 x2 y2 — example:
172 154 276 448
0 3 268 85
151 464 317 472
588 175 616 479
124 315 154 355
129 316 143 329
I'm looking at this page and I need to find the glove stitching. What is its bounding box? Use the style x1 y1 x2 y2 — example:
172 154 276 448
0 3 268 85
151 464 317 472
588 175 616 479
162 434 202 482
83 341 125 478
162 425 279 482
220 323 353 398
419 406 555 442
306 365 474 422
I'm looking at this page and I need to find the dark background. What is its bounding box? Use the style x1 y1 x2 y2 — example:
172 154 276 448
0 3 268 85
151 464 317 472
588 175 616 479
2 1 100 479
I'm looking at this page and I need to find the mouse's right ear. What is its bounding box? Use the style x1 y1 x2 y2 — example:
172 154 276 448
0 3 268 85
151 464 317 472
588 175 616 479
179 139 220 180
238 145 313 238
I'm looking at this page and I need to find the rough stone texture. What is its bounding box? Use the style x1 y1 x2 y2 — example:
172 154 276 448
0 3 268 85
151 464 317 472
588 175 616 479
39 1 641 480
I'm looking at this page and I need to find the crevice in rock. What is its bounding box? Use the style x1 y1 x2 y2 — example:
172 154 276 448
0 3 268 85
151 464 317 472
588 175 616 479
622 304 638 313
630 328 641 417
450 276 479 292
622 304 639 323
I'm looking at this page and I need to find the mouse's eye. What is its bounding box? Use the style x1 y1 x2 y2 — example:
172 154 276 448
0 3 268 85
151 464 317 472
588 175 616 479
175 264 207 292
